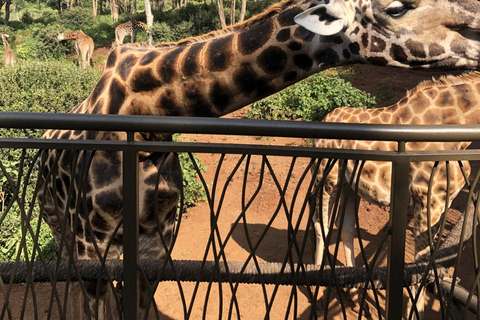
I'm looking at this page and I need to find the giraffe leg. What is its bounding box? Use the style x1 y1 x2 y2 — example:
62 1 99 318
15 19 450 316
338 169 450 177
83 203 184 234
336 184 366 314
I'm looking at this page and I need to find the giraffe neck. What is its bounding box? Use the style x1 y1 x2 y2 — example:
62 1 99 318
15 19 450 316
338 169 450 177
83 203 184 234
1 37 10 51
89 0 362 118
63 31 80 41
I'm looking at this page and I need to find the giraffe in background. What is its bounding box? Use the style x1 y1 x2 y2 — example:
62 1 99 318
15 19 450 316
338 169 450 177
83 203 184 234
114 20 147 46
57 30 94 68
1 32 15 66
38 0 480 318
313 72 480 319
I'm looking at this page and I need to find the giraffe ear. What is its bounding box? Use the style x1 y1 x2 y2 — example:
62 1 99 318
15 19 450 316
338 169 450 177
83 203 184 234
294 4 348 36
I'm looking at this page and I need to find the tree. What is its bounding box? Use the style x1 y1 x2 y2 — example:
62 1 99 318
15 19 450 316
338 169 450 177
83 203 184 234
217 0 226 29
144 0 154 44
111 0 118 22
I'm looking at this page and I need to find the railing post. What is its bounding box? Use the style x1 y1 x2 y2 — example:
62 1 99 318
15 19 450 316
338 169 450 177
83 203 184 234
123 132 139 319
386 141 409 320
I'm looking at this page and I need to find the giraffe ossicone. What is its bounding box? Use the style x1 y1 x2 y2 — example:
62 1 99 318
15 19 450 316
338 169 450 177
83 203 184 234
312 71 480 319
38 0 480 318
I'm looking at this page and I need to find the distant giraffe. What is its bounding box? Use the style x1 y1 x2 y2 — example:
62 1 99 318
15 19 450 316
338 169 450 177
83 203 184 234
57 30 94 68
313 72 480 319
38 0 480 318
0 32 15 66
115 20 147 46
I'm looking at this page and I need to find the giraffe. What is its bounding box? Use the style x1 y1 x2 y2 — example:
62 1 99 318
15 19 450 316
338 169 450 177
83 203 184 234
37 0 480 318
114 20 147 46
57 30 94 68
312 71 480 319
0 32 15 66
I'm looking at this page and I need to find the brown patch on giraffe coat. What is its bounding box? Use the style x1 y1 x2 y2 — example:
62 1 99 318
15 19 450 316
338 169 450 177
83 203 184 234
117 54 138 81
428 43 445 57
238 19 274 55
380 112 392 123
130 69 163 92
108 78 126 114
293 25 314 42
276 29 290 42
405 39 426 58
106 50 118 69
158 90 182 116
95 190 123 218
91 72 111 105
409 93 429 113
436 91 454 107
455 84 477 112
370 36 386 53
210 81 232 112
92 151 121 188
207 35 233 72
139 50 160 66
277 6 303 26
390 44 408 63
293 54 313 71
257 46 288 74
423 109 441 123
182 42 204 77
159 47 183 83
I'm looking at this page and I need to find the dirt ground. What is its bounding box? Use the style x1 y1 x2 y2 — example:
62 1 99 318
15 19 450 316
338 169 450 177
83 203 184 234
1 58 478 319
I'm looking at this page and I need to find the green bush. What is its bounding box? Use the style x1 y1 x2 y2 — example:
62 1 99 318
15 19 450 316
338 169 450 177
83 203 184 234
58 7 93 30
247 72 377 122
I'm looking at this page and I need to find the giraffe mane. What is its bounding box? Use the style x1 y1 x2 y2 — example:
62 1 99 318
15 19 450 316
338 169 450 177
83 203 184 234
153 0 297 48
406 71 480 97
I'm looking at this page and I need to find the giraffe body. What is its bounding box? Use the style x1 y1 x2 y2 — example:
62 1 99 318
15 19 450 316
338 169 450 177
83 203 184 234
1 32 15 66
114 20 147 46
58 30 94 68
313 72 480 319
38 0 480 318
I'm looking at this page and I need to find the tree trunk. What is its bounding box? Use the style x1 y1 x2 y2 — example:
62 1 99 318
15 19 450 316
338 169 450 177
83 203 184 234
238 0 246 22
132 0 136 14
229 0 235 25
4 0 11 25
125 0 130 14
217 0 226 29
144 0 154 45
171 0 176 9
92 0 97 17
111 0 118 22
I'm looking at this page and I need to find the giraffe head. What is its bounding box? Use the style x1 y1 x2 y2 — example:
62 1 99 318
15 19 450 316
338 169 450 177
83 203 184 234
57 32 65 40
0 32 9 40
295 0 480 70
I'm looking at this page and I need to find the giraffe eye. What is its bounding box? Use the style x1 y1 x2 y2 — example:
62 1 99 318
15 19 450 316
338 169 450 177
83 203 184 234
385 1 408 18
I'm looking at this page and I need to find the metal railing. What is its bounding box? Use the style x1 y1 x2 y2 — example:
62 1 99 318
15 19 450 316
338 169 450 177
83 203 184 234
0 112 480 319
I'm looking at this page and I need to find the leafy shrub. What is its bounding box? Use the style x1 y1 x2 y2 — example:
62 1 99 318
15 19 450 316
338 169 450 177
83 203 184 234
21 11 34 24
247 72 377 122
58 7 93 30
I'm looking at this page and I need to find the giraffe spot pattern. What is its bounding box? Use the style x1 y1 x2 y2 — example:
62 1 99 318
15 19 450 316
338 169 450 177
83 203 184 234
130 69 163 92
184 85 210 116
283 71 297 83
366 57 388 66
159 47 183 83
293 26 314 42
405 39 426 58
451 39 467 55
410 93 429 113
92 151 121 188
436 91 454 106
182 42 205 76
92 212 109 231
139 51 160 66
95 191 123 218
207 35 233 72
238 20 273 55
158 91 181 116
276 29 290 42
210 81 231 112
293 54 313 71
117 54 138 81
106 50 117 69
455 84 477 112
108 78 126 114
428 43 445 57
91 73 111 105
390 44 408 63
257 46 288 74
370 36 386 53
348 43 360 55
315 48 340 66
277 7 303 26
288 41 302 51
